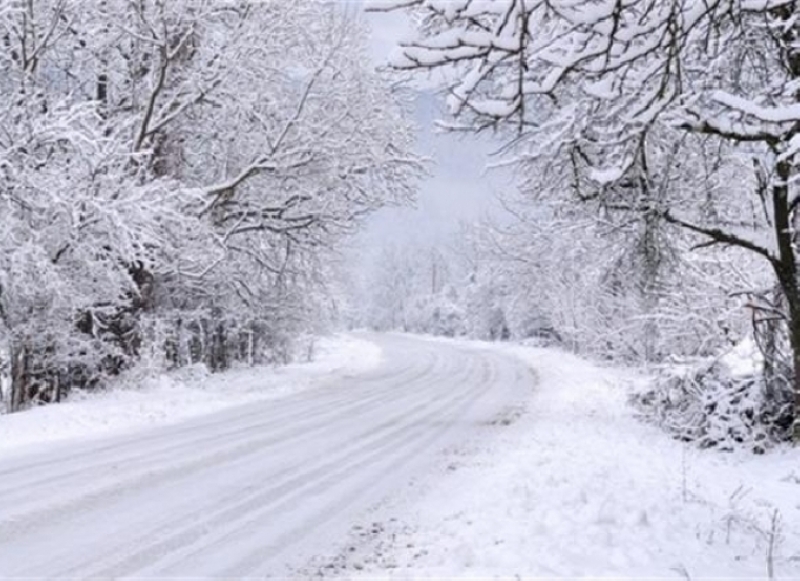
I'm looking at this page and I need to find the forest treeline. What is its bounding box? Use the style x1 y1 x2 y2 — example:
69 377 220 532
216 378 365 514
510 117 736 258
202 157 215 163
362 0 800 449
6 0 800 452
0 1 421 411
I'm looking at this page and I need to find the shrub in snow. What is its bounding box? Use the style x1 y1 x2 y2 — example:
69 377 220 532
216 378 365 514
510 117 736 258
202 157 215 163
508 308 561 345
401 291 468 338
633 345 793 452
427 302 468 338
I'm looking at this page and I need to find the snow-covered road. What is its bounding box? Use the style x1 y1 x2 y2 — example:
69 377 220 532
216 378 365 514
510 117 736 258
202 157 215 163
0 333 532 578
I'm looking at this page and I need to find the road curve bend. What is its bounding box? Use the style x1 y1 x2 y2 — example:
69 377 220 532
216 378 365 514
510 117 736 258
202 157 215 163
0 333 534 578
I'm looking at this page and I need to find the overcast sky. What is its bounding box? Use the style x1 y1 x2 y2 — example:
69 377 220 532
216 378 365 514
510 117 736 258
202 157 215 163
355 3 512 250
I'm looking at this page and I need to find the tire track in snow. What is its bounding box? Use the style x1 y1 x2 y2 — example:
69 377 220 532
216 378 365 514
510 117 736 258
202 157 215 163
213 355 500 578
64 345 487 578
0 346 450 546
0 335 530 579
0 345 436 490
0 346 442 514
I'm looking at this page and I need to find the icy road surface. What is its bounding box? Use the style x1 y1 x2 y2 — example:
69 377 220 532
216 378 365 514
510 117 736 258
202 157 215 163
0 333 532 578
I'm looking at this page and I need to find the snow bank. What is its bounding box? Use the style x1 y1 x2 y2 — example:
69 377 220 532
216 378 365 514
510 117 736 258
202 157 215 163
0 334 382 457
321 340 800 579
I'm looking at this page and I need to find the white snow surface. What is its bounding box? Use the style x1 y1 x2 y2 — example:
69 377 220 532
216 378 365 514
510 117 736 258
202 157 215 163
2 333 800 579
0 333 530 578
0 334 382 457
309 337 800 579
720 336 764 378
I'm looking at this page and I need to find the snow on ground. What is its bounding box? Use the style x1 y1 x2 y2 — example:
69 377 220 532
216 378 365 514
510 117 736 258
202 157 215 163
312 338 800 579
0 334 382 458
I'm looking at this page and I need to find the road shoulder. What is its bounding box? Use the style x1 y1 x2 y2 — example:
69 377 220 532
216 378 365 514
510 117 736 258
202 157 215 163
0 334 382 458
302 338 800 579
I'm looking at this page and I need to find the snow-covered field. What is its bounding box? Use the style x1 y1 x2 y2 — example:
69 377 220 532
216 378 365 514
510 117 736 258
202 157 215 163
0 334 382 458
311 337 800 580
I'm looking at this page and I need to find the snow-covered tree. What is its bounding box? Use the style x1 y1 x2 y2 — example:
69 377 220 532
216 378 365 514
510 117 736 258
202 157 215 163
0 2 421 410
372 0 800 438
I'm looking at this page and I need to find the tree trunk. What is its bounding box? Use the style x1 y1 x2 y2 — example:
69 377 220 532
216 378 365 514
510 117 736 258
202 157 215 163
782 318 800 443
9 342 27 413
771 159 800 442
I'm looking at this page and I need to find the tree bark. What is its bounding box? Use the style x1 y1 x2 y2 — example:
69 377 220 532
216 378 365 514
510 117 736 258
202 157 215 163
9 342 27 413
770 159 800 441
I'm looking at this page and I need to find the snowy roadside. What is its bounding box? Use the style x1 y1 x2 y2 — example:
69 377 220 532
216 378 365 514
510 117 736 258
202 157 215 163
312 337 800 579
0 334 382 458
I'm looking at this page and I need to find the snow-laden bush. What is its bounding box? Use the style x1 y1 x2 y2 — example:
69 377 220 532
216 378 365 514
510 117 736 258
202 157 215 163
400 287 469 338
633 340 793 452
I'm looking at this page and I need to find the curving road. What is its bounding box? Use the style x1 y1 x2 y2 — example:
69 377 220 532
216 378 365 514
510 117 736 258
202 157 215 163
0 333 533 578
